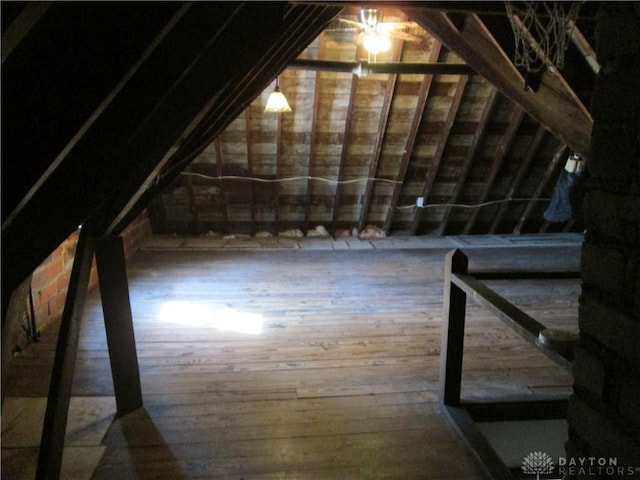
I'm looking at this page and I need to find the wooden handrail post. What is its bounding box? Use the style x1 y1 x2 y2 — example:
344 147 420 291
439 249 468 407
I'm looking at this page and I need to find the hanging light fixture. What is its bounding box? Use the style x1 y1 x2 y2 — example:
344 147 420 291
362 32 391 55
264 76 291 113
358 8 391 57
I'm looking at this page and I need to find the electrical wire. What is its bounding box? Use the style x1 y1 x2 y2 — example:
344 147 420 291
179 172 549 211
180 171 402 185
396 197 551 210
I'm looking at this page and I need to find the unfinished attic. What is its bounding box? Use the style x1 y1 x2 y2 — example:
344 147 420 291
2 2 639 479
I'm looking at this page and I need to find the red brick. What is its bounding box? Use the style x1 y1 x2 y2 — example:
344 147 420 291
48 293 67 320
34 280 58 307
32 259 63 290
56 271 71 293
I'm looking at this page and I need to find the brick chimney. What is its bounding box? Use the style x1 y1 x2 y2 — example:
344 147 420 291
566 2 640 478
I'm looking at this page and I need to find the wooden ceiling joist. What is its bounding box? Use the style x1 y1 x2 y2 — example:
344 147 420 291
288 58 475 75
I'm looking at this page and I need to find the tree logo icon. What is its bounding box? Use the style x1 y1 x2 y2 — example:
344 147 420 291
522 451 555 479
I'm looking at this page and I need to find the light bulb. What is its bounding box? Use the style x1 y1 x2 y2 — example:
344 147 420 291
363 32 391 55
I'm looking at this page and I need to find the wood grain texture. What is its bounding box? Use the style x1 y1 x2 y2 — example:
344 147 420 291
3 243 580 479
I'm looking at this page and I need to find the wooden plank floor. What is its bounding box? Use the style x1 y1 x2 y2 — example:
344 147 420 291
2 239 581 479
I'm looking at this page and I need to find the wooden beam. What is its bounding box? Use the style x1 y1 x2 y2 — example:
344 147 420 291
106 4 343 236
304 43 325 234
489 124 547 234
213 138 229 235
383 41 443 234
245 110 256 235
273 109 285 235
95 234 143 416
569 22 600 74
331 74 359 233
36 227 96 480
436 86 498 236
513 142 567 234
462 104 524 234
440 249 468 407
452 272 572 371
405 9 592 157
1 3 225 295
409 75 468 235
147 194 170 233
1 2 51 63
184 166 200 234
288 58 475 75
357 42 403 233
2 3 187 233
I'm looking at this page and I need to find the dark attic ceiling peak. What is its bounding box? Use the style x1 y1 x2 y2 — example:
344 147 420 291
2 1 596 296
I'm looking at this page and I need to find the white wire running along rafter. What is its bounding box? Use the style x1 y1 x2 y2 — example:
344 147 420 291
180 172 549 211
180 172 402 185
396 197 551 210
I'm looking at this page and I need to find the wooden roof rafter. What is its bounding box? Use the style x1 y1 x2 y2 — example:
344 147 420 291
462 103 525 234
513 142 567 234
357 40 404 233
244 109 256 235
489 124 547 234
183 165 200 233
213 138 229 235
331 74 359 233
107 3 344 237
274 109 285 235
410 74 469 236
383 40 443 234
404 8 592 157
436 85 498 236
304 39 326 234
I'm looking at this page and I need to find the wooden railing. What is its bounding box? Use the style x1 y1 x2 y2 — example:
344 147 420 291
439 249 580 480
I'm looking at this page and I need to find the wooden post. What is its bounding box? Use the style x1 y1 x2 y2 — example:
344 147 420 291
439 249 468 407
36 227 96 480
96 234 143 415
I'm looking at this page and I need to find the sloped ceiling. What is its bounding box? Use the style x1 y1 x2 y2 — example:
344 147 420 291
1 2 597 297
151 2 597 238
